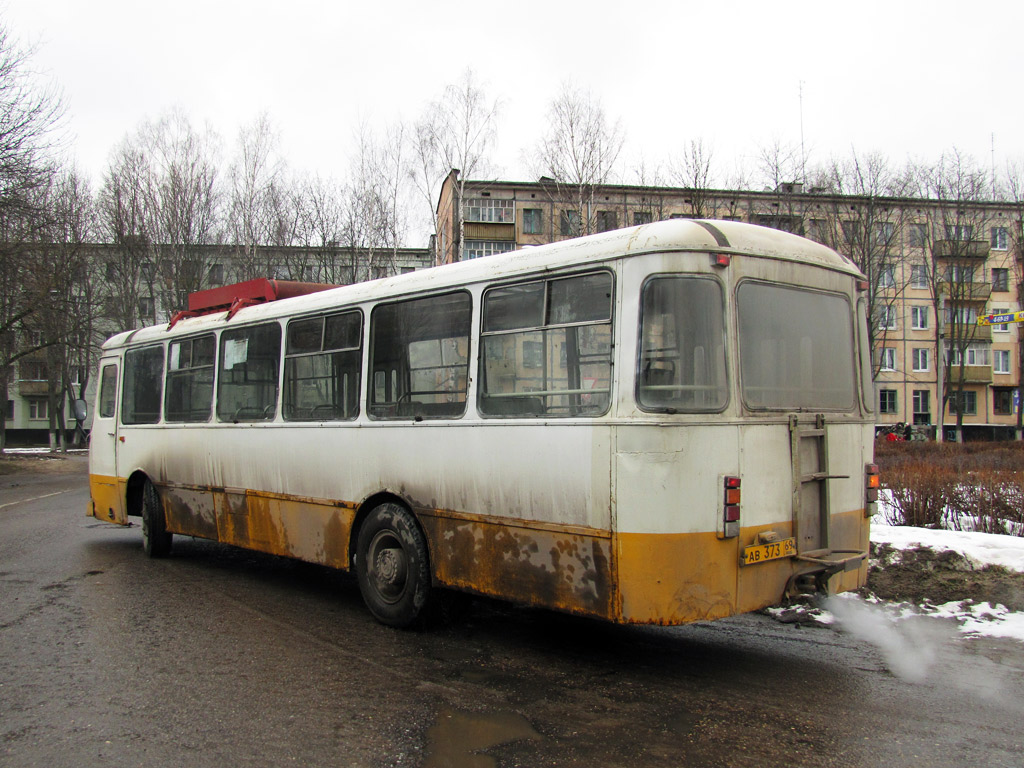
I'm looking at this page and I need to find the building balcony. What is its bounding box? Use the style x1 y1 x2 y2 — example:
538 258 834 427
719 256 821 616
970 324 992 342
933 240 990 259
17 380 49 396
463 221 515 241
938 280 991 302
948 365 993 384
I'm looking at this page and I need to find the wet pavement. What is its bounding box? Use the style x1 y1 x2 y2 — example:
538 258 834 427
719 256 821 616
2 457 1023 767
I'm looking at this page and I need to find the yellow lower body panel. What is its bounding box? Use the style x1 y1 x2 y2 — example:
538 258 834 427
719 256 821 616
88 474 127 524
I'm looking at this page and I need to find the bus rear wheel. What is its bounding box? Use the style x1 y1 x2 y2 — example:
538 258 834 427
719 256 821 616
142 479 172 558
355 503 430 628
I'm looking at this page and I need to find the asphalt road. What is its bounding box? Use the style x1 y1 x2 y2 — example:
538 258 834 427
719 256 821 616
2 456 1022 768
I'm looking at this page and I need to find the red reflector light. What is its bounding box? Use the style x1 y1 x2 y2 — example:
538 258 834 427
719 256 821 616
724 505 741 522
712 253 731 268
856 279 869 292
725 476 741 489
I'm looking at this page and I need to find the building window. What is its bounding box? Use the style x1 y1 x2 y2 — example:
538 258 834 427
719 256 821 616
991 307 1010 332
945 224 973 241
596 210 618 232
207 263 224 285
912 348 930 372
993 387 1014 415
560 210 582 237
994 349 1011 374
991 226 1009 250
911 305 929 330
992 268 1009 292
946 265 974 284
878 267 896 289
951 390 977 415
5 399 13 420
841 220 862 245
908 223 929 248
463 240 515 260
879 347 896 371
912 389 930 424
879 389 897 414
138 297 155 319
20 361 48 381
876 305 897 331
633 211 653 226
28 399 48 420
522 209 543 235
464 198 515 224
947 344 990 367
910 264 928 289
872 221 896 246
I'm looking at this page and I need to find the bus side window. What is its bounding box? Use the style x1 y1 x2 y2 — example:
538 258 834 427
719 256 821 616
121 346 164 425
217 323 282 422
166 334 215 422
369 292 471 420
480 271 613 418
283 311 362 421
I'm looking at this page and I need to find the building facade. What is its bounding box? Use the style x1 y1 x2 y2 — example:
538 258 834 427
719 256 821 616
435 171 1023 439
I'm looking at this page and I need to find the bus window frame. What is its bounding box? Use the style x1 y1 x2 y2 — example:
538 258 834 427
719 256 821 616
735 278 859 413
164 332 217 423
282 309 364 422
367 290 473 421
215 321 284 424
634 272 730 415
478 268 615 419
121 344 165 426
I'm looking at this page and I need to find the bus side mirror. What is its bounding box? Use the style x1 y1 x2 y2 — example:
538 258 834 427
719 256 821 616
72 399 88 422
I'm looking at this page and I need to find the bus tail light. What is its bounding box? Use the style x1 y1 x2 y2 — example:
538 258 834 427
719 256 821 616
721 476 741 538
865 463 879 516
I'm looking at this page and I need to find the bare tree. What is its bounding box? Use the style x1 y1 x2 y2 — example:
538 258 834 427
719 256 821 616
668 138 717 218
811 150 916 368
918 150 995 443
97 110 221 325
412 70 499 262
533 82 624 237
0 23 65 451
228 112 286 279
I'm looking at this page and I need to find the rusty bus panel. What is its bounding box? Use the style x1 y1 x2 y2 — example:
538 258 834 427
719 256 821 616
163 485 219 540
419 511 615 620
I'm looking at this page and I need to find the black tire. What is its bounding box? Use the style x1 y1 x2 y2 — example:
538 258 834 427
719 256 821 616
142 479 172 558
355 503 431 628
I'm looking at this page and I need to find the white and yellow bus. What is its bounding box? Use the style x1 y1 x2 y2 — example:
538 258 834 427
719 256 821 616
88 219 876 628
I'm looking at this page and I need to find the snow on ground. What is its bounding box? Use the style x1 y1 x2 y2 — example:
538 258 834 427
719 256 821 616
781 515 1024 652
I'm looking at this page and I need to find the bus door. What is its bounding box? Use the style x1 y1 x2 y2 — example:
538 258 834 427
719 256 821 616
89 359 126 524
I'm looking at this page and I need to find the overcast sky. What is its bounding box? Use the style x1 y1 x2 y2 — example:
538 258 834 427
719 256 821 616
4 0 1022 203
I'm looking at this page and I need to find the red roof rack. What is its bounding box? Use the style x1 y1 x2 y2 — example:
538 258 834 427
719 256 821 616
168 279 339 329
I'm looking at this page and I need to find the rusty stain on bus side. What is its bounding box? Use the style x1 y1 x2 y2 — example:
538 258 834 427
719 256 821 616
419 510 615 620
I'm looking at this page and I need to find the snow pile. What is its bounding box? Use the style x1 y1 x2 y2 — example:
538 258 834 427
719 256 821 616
870 522 1024 573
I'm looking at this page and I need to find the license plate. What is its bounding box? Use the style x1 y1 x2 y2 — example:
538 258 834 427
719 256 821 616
741 537 796 566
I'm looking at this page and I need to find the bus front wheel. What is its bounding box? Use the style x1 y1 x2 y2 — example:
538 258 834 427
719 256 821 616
142 479 172 558
355 503 430 628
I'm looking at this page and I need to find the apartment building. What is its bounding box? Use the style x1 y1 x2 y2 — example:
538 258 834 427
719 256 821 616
435 170 1022 439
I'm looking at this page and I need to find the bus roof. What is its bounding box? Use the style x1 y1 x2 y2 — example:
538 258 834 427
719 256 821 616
103 219 863 350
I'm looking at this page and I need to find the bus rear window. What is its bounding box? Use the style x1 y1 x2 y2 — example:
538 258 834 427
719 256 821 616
638 277 727 412
737 282 855 410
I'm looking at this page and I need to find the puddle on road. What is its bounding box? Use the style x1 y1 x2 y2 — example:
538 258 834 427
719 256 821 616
422 706 541 768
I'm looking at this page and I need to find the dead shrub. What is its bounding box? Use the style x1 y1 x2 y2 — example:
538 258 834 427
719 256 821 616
882 463 955 528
